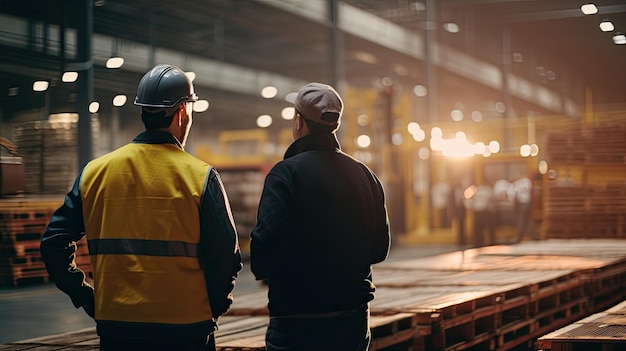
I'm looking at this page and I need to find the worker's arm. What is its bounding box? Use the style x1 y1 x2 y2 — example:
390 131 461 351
198 167 242 319
40 171 94 314
249 170 293 281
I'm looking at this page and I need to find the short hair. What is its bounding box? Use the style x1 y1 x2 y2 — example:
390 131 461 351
141 108 175 129
299 111 339 134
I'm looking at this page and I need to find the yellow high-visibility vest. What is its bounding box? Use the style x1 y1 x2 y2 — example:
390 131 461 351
81 142 214 324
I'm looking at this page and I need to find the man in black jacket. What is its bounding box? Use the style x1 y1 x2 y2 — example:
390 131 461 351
250 82 391 351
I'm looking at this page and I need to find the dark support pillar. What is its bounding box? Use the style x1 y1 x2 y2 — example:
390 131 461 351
329 0 344 90
76 0 94 170
425 0 437 229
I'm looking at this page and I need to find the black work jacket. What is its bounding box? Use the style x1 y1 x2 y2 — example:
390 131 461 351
250 133 390 317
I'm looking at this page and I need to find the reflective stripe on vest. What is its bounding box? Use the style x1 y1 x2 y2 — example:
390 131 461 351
88 238 198 258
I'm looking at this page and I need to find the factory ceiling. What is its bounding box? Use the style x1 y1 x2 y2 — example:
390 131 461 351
0 0 625 135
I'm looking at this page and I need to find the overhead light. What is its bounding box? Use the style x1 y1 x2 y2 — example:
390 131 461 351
261 86 278 99
89 101 100 114
33 81 49 92
354 51 378 64
613 33 626 45
8 87 18 96
581 4 598 15
600 20 614 32
443 22 460 33
281 106 294 120
105 57 124 69
112 94 127 107
62 71 78 83
256 114 272 128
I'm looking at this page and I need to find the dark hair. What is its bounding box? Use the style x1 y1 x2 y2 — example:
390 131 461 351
141 104 182 129
298 111 339 134
141 109 174 129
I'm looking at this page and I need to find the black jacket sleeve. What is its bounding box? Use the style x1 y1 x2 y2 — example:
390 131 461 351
40 171 95 309
198 167 243 319
361 164 391 264
249 171 293 281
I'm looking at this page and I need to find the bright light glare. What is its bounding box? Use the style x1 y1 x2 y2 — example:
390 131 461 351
392 133 403 146
473 142 486 155
62 72 78 83
538 160 549 175
530 144 539 156
89 101 100 113
256 115 272 128
356 135 371 148
261 86 278 99
413 85 427 97
443 22 459 33
48 113 79 123
471 110 483 122
430 137 443 151
354 51 378 64
613 33 626 45
581 4 598 15
441 133 474 158
112 94 127 107
418 147 430 160
412 129 426 142
407 122 420 134
520 144 531 157
431 127 443 138
488 140 500 153
357 114 369 126
193 100 209 112
600 20 615 32
450 109 464 122
464 185 477 200
281 107 295 120
106 57 124 69
33 81 49 92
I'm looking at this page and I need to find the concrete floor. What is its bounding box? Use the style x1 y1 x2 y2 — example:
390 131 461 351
0 243 459 344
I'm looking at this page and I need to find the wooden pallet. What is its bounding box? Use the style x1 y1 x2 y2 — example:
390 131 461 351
537 300 626 350
3 239 626 350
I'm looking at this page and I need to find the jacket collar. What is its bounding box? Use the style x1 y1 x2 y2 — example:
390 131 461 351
132 130 183 149
284 133 340 159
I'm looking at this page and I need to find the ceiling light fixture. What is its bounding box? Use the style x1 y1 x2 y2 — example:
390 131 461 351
600 20 614 32
62 71 78 83
33 81 49 92
613 33 626 45
581 4 598 15
105 57 124 69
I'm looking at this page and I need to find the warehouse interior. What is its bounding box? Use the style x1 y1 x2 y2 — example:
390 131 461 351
1 0 626 246
2 1 626 350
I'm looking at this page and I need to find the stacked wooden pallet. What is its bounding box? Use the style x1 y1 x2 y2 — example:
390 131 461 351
543 121 626 240
3 239 626 350
218 167 265 250
13 119 99 195
543 124 586 164
0 206 91 286
0 208 53 286
585 121 626 164
537 299 626 350
223 240 626 351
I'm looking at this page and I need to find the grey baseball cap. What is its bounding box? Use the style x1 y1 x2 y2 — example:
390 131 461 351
288 82 343 125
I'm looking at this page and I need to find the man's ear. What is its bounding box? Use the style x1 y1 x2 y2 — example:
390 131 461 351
295 113 304 130
177 104 186 127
